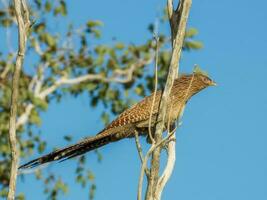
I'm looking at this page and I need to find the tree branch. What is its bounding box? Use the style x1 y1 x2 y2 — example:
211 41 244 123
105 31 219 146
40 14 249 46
0 53 16 79
7 0 30 199
15 54 154 130
39 57 153 99
156 134 176 198
145 0 192 199
137 130 176 200
148 37 159 144
156 123 180 199
16 104 34 128
134 131 150 177
16 63 47 128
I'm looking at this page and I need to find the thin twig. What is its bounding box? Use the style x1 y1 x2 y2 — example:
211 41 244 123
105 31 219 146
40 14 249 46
134 131 150 177
148 36 160 144
134 131 145 163
0 53 16 79
167 0 174 20
7 0 30 199
30 36 44 55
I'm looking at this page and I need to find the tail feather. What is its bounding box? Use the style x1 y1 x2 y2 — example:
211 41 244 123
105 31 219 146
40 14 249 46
19 133 111 170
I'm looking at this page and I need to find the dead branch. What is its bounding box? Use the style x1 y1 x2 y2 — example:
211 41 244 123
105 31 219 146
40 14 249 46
134 131 150 177
145 0 192 199
137 130 176 200
7 0 30 199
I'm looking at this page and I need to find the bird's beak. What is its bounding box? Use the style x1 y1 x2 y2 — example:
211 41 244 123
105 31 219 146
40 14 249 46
210 80 217 86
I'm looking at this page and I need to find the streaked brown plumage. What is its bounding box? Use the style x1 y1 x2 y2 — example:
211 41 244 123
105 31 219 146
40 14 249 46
19 72 216 169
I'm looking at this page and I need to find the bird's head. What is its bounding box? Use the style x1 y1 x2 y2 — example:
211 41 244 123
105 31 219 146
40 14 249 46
173 67 216 101
192 72 217 87
191 65 216 87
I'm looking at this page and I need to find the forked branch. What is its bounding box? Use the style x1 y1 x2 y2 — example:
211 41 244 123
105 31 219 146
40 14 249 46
144 0 192 199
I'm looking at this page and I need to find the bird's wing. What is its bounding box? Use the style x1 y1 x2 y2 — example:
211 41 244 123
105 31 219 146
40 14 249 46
104 91 162 130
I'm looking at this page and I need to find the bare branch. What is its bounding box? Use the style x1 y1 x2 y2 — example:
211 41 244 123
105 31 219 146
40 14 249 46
134 131 145 163
21 0 30 26
148 37 159 144
167 0 174 20
156 135 176 199
0 53 16 79
39 57 154 99
30 36 44 55
145 0 192 199
16 104 34 128
156 126 177 199
138 130 176 200
8 0 30 199
134 131 149 177
113 56 155 82
16 62 47 128
15 55 154 130
34 63 47 95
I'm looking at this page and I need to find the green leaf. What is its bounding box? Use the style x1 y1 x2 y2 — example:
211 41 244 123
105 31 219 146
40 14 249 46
183 40 203 50
16 193 25 200
29 114 42 126
148 23 154 33
0 188 8 198
86 83 97 91
91 29 101 38
115 42 125 50
34 23 46 33
134 84 145 96
44 33 56 47
32 97 48 111
59 0 67 16
0 10 6 17
38 141 46 153
63 135 72 142
89 183 96 200
45 1 52 12
185 28 198 38
54 1 67 16
1 18 13 27
95 149 103 162
101 112 110 125
87 170 95 181
35 170 42 180
55 179 68 194
86 20 103 28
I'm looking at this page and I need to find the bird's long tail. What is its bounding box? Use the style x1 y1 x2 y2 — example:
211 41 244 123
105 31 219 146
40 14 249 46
19 132 112 170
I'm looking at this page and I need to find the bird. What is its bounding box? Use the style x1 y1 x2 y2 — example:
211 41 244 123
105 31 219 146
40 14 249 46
19 70 216 169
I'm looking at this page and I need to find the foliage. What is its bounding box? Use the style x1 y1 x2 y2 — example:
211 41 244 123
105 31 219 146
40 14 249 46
0 0 202 199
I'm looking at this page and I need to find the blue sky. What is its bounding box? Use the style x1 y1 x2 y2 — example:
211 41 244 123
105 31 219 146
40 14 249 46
14 0 267 199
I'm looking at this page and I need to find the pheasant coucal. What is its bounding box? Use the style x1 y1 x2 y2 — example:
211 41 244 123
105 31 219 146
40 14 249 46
19 71 216 169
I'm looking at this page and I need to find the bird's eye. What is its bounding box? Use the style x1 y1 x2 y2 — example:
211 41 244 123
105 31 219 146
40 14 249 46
202 77 210 83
